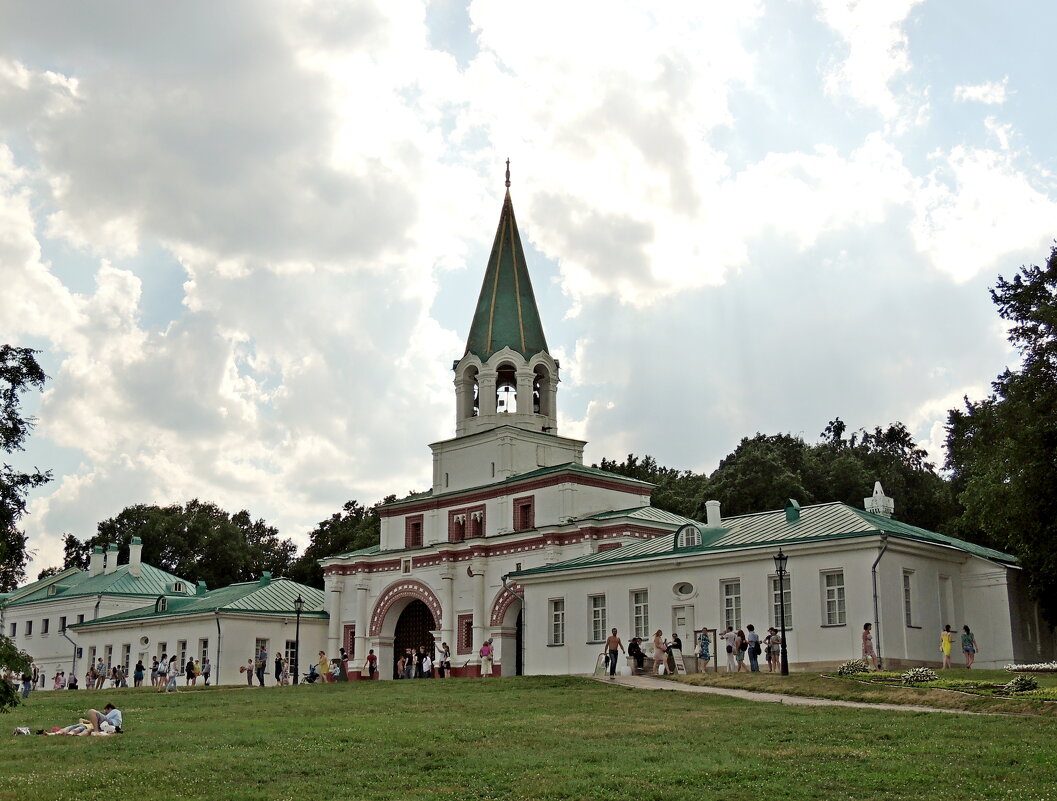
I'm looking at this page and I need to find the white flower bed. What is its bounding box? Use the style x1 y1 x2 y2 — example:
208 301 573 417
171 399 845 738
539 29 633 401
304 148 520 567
836 659 871 676
1004 661 1057 673
901 666 938 684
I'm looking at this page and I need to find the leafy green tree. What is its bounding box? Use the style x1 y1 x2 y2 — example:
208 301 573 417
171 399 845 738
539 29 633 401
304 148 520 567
593 454 702 518
0 346 52 591
288 497 392 588
63 500 296 590
946 244 1057 624
0 633 32 713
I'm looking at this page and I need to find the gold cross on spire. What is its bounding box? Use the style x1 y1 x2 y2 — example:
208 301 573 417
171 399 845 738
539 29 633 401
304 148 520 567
505 158 511 188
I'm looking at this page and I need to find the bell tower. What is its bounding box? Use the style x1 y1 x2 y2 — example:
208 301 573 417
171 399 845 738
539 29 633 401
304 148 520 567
431 164 584 495
453 161 559 437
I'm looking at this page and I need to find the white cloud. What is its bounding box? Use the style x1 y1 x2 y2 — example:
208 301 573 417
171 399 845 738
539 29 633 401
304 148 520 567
954 79 1008 105
815 0 925 121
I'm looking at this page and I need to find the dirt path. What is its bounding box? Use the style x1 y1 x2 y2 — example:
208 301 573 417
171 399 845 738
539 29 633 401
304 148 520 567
593 674 987 714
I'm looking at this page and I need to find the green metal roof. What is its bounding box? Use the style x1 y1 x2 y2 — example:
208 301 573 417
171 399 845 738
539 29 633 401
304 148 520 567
576 506 698 526
464 189 549 360
382 461 653 510
330 543 381 559
70 577 327 628
2 563 194 608
513 501 1018 577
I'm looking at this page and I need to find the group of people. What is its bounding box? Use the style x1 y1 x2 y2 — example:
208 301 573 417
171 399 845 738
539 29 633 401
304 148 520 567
41 703 123 736
860 622 979 670
149 654 211 691
394 641 469 679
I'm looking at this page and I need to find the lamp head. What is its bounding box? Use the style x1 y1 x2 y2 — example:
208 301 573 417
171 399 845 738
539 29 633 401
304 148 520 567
773 549 788 574
293 594 304 614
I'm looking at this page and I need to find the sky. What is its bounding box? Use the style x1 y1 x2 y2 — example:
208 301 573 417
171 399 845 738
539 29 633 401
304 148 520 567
2 1 1055 576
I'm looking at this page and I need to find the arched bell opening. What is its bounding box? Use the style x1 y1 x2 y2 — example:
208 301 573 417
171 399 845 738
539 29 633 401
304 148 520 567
496 363 517 414
456 364 480 422
532 365 552 417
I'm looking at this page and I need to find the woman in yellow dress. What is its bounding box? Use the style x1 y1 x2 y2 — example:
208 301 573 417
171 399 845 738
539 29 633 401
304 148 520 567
940 624 954 669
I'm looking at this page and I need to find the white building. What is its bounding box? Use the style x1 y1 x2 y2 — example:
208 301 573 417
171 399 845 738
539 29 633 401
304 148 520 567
70 574 327 686
0 539 194 684
321 175 1055 676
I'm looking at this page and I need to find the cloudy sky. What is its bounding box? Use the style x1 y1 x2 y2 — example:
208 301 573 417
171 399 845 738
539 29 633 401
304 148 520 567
3 1 1054 575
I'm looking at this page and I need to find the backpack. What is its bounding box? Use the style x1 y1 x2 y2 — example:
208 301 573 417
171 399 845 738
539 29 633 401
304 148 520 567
739 640 748 652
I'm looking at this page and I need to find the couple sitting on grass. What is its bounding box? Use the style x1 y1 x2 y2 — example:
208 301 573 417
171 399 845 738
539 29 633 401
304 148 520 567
44 704 123 736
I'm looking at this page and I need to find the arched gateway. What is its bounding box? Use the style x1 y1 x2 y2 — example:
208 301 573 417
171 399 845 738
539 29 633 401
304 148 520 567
368 579 443 679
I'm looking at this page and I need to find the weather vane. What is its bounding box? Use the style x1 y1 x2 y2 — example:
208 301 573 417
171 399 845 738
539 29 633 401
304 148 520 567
505 158 511 188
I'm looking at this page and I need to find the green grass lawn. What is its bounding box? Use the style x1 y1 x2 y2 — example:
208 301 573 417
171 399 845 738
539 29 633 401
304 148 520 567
3 676 1057 801
676 668 1057 715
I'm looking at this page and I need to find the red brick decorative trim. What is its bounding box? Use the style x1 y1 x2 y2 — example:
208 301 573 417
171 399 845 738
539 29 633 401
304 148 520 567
380 471 653 518
343 624 356 659
368 579 443 636
456 613 473 654
490 584 523 626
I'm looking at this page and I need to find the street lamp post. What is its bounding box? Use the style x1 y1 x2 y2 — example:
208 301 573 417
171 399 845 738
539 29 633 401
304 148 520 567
293 594 304 685
773 549 790 676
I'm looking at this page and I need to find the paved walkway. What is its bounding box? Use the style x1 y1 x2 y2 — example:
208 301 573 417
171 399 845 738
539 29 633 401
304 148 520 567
592 673 985 715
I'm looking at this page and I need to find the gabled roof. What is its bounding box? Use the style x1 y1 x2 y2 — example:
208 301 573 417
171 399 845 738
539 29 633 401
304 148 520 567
575 506 698 527
513 501 1018 577
70 578 327 628
2 563 194 607
464 188 549 360
382 461 654 510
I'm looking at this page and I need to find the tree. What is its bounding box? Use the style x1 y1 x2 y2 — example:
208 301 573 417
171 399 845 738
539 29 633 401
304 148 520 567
62 500 297 590
288 497 392 588
0 346 52 592
593 454 703 518
0 633 32 713
946 244 1057 625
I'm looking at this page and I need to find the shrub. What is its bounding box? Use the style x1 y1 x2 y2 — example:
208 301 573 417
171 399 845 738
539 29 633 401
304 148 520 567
901 667 938 684
836 659 871 676
1004 674 1039 693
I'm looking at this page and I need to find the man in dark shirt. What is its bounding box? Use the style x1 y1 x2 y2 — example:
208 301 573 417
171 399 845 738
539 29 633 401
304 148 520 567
627 638 645 674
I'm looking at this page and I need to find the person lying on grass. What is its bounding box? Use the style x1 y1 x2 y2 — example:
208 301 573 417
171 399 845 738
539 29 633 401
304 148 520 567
45 704 123 736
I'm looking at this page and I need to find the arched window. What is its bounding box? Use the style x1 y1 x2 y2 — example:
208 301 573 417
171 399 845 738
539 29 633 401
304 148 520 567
675 525 702 548
496 364 517 413
155 596 168 613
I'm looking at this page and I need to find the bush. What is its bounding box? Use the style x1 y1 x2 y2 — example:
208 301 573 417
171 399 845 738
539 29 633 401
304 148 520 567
836 659 871 676
1004 674 1039 693
901 667 938 684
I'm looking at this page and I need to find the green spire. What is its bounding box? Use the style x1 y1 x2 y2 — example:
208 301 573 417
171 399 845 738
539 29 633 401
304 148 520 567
464 173 549 360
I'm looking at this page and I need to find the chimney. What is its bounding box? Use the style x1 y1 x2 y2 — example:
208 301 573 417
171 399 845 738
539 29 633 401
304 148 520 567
196 581 208 596
864 481 895 518
89 546 104 577
128 536 143 577
705 500 721 527
103 543 119 574
785 499 801 524
258 572 272 587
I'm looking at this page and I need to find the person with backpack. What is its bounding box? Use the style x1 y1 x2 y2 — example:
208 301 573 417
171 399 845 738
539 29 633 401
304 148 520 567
734 629 748 672
746 624 762 672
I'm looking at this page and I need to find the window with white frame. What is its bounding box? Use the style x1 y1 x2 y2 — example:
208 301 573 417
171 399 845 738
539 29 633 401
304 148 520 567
589 595 607 642
549 598 565 645
903 570 914 626
255 638 270 656
722 581 742 631
122 644 131 671
199 638 209 662
157 641 167 660
632 590 649 638
177 640 187 666
676 526 701 548
822 571 845 625
771 574 793 629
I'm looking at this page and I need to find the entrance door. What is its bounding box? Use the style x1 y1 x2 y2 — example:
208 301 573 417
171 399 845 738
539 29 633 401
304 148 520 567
393 599 436 678
515 610 524 676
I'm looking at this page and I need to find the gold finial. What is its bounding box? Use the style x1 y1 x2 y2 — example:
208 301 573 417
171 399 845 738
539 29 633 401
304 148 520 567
505 158 511 188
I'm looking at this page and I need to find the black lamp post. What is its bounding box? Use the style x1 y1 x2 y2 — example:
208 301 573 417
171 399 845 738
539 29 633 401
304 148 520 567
773 549 790 676
293 594 304 685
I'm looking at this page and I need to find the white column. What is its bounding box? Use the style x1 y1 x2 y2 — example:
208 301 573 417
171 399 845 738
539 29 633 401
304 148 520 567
440 572 455 652
326 581 342 657
478 372 497 416
355 583 369 662
472 563 486 669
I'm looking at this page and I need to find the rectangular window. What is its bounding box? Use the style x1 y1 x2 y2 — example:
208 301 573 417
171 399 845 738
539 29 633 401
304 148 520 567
255 638 269 656
285 639 297 666
405 515 424 548
903 570 914 626
402 559 411 574
88 646 96 665
549 598 565 645
457 614 473 655
448 510 466 543
41 618 50 635
722 581 742 631
105 644 113 669
177 640 187 666
8 623 15 637
513 495 535 532
198 638 209 663
823 571 845 626
771 575 794 629
59 616 67 632
25 620 32 636
632 590 649 638
76 614 85 624
157 641 167 660
589 595 607 642
122 644 131 671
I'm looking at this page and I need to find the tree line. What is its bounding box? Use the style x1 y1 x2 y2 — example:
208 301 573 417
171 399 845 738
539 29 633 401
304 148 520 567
3 245 1057 624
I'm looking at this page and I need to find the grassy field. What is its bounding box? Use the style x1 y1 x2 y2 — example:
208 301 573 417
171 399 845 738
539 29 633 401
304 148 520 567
676 668 1057 715
3 676 1057 801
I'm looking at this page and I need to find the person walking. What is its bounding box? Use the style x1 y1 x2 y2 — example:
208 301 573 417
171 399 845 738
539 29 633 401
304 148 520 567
201 657 211 686
274 651 283 686
415 646 427 679
862 623 877 670
722 626 737 672
338 647 349 682
651 630 667 675
166 656 179 692
437 643 450 678
133 660 145 688
940 625 955 669
244 658 254 685
185 657 195 686
962 625 979 668
604 628 625 679
317 650 329 682
734 629 748 672
479 640 494 677
746 624 761 672
697 628 711 672
765 628 780 672
150 657 159 687
366 649 378 679
256 645 268 687
20 670 32 699
156 654 169 693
